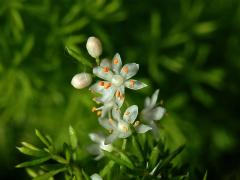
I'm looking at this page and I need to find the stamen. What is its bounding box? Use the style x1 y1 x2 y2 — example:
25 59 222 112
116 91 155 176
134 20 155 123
102 67 109 72
134 121 140 127
104 82 111 89
92 98 100 104
97 111 102 116
98 81 104 86
125 111 130 116
114 58 118 64
130 80 135 88
92 107 97 112
115 90 121 97
122 66 128 73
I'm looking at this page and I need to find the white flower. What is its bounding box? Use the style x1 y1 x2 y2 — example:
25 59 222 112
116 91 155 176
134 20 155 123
87 133 113 160
86 37 102 58
90 54 147 106
71 73 92 89
99 105 152 144
141 89 165 138
91 98 118 118
90 173 102 180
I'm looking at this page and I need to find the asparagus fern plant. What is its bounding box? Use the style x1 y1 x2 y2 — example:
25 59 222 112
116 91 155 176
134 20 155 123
16 37 189 180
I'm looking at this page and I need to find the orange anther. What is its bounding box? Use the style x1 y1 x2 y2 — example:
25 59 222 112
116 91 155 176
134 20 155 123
97 111 102 116
103 67 109 72
130 80 135 88
104 82 111 89
114 58 119 64
98 81 105 86
93 98 101 104
125 111 130 115
115 90 121 97
134 121 140 127
119 94 124 100
92 107 97 112
122 66 128 73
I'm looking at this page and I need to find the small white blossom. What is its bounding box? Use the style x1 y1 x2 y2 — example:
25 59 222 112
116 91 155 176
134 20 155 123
87 133 113 160
86 36 102 58
90 54 147 106
99 105 152 144
141 89 165 138
71 73 92 89
91 98 118 118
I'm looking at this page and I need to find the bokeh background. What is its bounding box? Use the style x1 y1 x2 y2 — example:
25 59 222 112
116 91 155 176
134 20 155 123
0 0 240 179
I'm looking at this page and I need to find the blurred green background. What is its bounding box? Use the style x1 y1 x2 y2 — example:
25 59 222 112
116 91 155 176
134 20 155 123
0 0 240 179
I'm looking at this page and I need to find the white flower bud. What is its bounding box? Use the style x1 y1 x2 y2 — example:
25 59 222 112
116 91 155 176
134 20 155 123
86 36 102 58
71 73 92 89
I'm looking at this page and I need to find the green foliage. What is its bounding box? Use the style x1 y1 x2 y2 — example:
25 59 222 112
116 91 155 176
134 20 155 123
17 127 188 179
17 128 86 179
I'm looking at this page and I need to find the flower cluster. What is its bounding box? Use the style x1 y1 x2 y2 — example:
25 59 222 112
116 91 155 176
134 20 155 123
71 37 165 159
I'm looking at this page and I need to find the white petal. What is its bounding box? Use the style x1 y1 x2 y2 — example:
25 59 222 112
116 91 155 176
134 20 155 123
152 107 165 120
120 63 139 79
100 104 112 118
94 154 104 160
93 66 113 81
105 132 119 144
141 106 165 121
117 120 132 138
91 173 102 180
98 86 116 102
116 96 125 108
117 120 131 136
112 53 122 74
100 58 111 68
89 81 106 93
99 142 113 152
150 122 160 139
125 79 147 90
118 130 132 138
89 133 104 143
87 144 101 156
123 105 138 124
136 124 152 133
115 85 125 107
150 89 159 108
112 107 121 121
98 117 116 130
144 97 151 107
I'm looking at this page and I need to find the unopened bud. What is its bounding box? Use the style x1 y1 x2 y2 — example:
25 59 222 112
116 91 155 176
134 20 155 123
71 73 92 89
86 36 102 58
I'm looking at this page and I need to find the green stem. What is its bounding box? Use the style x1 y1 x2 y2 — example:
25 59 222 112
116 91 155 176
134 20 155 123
122 139 127 150
95 57 100 65
132 132 144 163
